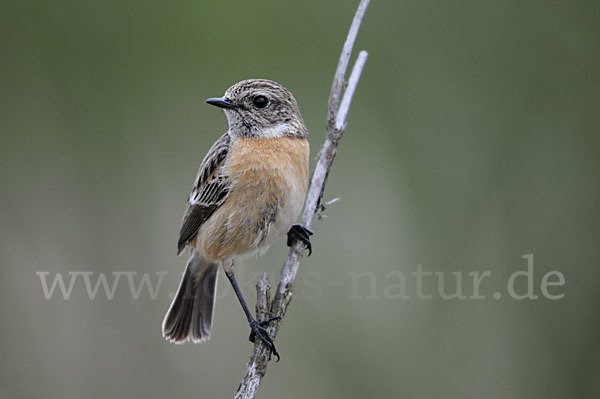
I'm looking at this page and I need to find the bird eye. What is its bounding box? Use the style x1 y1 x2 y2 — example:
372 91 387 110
253 95 268 109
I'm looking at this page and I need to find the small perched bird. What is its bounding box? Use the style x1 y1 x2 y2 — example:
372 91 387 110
162 79 313 359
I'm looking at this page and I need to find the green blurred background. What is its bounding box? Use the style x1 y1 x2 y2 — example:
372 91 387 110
1 0 599 398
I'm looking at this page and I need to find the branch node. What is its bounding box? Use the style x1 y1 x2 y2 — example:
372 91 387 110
317 197 341 220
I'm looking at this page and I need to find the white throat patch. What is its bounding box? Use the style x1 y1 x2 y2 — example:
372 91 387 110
259 122 289 138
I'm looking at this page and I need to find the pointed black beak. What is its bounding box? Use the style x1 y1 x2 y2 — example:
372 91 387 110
205 97 238 109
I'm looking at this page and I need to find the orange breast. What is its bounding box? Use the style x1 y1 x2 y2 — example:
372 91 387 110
197 137 309 261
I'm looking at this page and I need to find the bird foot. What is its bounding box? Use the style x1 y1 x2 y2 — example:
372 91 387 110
249 317 280 361
287 224 313 256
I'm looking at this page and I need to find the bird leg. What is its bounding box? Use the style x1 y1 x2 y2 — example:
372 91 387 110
225 268 280 361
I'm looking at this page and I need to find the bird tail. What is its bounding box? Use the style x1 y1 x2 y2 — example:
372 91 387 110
162 250 219 343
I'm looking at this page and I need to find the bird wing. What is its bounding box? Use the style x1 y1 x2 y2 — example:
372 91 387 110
177 132 231 254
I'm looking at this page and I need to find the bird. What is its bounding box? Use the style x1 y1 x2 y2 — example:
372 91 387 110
162 79 313 359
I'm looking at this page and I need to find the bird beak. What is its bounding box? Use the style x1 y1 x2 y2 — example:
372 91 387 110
205 97 238 109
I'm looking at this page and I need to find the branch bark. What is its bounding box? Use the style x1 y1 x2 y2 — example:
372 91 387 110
234 1 370 397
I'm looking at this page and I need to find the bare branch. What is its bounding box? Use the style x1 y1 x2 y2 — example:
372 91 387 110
233 274 271 399
336 51 368 131
306 0 371 227
255 273 270 323
233 1 370 398
327 0 371 130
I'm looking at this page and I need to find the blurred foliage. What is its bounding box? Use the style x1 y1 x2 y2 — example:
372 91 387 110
1 0 599 398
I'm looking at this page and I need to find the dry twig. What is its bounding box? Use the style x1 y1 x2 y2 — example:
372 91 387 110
234 1 370 397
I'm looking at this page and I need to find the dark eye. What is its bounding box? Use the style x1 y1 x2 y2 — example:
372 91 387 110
253 95 268 108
